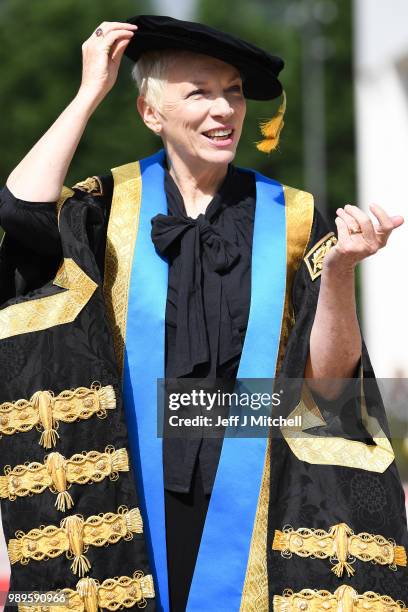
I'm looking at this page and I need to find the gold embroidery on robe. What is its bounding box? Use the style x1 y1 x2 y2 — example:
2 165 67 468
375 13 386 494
0 259 97 341
8 506 143 577
18 572 155 612
303 231 338 281
281 382 395 473
72 176 103 196
0 446 129 511
104 162 142 375
273 585 407 611
0 383 116 447
272 522 406 577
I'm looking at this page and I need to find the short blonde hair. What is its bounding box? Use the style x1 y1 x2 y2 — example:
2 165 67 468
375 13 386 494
131 51 168 110
132 49 192 111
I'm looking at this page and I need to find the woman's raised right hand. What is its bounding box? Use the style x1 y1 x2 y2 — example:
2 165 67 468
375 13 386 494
79 21 138 103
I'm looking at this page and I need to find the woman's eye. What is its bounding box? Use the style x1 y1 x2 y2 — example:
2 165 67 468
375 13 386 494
187 89 205 98
228 85 243 94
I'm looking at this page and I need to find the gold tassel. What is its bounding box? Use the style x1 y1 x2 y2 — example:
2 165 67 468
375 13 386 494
256 91 287 154
0 476 9 498
76 577 99 612
332 559 355 578
32 391 60 449
126 508 143 534
46 452 74 512
330 523 355 578
62 516 91 577
111 448 129 473
7 540 22 564
98 385 116 411
395 545 407 567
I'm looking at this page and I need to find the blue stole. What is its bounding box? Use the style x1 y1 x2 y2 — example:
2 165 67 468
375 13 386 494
122 150 287 611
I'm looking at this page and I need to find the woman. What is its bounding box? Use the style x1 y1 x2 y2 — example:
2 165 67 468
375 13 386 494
1 14 407 612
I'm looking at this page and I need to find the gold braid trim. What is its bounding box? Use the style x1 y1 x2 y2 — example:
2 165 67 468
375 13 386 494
0 446 129 511
272 522 407 578
273 585 407 611
0 383 116 447
8 506 142 577
104 162 142 377
18 572 155 612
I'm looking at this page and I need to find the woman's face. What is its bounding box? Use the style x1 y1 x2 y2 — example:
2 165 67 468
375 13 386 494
153 53 246 169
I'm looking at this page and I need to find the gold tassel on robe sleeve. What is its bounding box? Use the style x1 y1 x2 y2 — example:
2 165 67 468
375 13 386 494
61 516 91 578
330 523 355 578
32 391 60 449
46 453 74 512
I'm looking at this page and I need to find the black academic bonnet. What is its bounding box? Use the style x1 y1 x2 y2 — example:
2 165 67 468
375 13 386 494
124 15 284 101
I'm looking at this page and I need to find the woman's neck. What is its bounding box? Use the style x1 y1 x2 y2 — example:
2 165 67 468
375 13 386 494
166 151 228 219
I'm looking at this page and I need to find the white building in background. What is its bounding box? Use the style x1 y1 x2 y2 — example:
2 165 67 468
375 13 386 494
355 0 408 377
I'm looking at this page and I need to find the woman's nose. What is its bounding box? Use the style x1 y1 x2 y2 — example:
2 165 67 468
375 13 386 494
210 96 234 118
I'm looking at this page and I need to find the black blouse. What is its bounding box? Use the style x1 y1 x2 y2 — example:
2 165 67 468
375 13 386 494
0 165 256 495
153 166 256 494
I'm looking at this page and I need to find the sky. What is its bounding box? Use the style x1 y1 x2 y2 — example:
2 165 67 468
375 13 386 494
153 0 197 20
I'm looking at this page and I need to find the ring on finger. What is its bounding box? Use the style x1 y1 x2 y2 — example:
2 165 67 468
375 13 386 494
95 27 104 37
349 226 362 235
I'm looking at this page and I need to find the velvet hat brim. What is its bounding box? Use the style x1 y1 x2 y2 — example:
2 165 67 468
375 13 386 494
124 15 284 101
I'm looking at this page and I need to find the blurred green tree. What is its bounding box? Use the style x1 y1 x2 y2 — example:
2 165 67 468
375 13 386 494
0 0 156 193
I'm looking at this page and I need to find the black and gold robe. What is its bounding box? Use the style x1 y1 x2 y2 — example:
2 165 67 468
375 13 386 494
0 154 407 611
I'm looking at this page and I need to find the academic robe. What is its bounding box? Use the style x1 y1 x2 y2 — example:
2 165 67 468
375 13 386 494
0 149 407 612
0 182 155 611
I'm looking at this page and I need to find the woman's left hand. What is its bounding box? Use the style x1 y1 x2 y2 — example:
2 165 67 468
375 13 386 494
324 203 404 271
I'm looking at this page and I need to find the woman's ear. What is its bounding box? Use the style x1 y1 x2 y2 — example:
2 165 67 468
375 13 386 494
137 96 162 135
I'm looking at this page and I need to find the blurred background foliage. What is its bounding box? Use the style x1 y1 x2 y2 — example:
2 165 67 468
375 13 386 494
0 0 355 218
0 0 156 191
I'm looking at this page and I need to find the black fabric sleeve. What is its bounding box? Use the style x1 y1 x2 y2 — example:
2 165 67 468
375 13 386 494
0 185 61 256
0 176 113 306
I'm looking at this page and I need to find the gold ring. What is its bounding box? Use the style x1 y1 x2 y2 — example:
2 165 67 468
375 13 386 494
349 227 362 235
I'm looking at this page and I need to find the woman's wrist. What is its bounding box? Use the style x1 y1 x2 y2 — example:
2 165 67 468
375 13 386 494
322 251 357 280
72 86 106 117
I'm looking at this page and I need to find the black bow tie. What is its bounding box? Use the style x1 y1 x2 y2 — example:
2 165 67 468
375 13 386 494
151 212 240 272
151 209 242 377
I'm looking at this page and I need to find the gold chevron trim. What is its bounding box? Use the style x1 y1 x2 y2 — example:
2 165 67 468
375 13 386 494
272 522 406 578
8 506 142 576
0 446 129 511
0 383 116 447
0 258 97 340
274 585 407 611
18 571 155 612
281 381 395 473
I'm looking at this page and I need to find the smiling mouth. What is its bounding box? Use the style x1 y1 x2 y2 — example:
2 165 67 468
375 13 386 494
202 128 234 141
